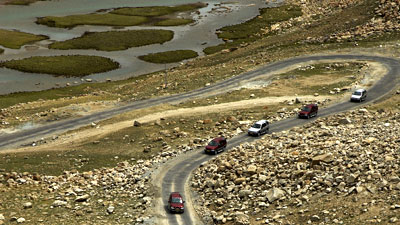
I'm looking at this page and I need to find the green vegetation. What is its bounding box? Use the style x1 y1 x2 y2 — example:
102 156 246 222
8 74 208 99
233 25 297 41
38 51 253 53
204 5 302 55
49 30 173 51
36 14 147 28
111 3 205 17
0 55 120 77
154 18 194 26
36 3 205 29
0 29 48 49
0 0 390 120
4 0 44 5
0 81 122 110
179 62 364 108
139 50 198 64
0 148 132 175
0 48 4 54
0 102 288 175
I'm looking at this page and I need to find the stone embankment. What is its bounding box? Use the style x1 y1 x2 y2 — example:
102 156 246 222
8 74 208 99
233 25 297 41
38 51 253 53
324 0 400 42
191 108 400 224
277 0 400 43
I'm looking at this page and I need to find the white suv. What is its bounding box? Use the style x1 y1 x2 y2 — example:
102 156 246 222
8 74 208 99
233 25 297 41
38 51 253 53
248 120 269 136
350 89 367 102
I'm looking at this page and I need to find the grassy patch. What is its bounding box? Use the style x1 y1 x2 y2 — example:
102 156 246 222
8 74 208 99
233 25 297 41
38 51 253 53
368 92 400 112
0 80 124 110
0 29 48 49
4 0 44 5
36 3 205 29
179 62 364 108
111 3 206 17
36 14 147 29
0 148 132 175
204 4 302 55
154 18 194 26
0 55 120 77
276 62 362 95
49 30 174 51
355 31 400 46
0 102 292 175
138 50 198 64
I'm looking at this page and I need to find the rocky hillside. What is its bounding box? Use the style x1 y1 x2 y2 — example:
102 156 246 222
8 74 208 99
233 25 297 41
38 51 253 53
285 0 400 42
191 108 400 224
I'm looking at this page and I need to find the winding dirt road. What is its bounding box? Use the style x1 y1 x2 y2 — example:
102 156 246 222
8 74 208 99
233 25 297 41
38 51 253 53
149 54 400 225
0 54 399 224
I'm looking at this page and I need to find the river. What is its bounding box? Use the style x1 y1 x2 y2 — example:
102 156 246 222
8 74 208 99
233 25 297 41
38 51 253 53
0 0 282 94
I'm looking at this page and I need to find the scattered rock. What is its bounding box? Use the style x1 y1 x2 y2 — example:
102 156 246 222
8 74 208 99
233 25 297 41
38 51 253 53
192 109 400 223
75 194 90 202
23 202 32 209
52 200 67 207
107 205 115 214
266 188 285 203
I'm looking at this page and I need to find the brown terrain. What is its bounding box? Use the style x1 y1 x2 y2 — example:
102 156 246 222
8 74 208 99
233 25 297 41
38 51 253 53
1 0 400 224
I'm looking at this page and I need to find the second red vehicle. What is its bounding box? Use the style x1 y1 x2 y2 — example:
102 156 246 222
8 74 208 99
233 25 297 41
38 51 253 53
298 103 318 119
204 137 227 155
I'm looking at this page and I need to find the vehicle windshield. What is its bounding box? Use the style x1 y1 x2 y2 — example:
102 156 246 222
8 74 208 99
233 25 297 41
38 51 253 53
171 197 183 203
353 91 362 96
208 140 218 146
301 107 311 112
252 124 261 129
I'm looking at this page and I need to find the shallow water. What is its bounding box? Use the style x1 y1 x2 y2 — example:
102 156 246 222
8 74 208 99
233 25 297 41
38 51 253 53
0 0 282 95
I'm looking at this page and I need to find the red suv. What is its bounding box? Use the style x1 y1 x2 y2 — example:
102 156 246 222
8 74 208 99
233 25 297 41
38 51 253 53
168 192 185 213
204 137 227 155
298 104 318 119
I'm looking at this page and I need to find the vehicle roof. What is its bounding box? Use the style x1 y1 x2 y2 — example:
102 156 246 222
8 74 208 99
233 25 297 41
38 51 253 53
304 103 317 107
170 192 182 198
212 136 226 141
255 119 268 124
355 88 366 92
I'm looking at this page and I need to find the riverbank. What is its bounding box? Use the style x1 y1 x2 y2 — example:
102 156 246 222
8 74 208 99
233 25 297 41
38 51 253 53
0 0 270 94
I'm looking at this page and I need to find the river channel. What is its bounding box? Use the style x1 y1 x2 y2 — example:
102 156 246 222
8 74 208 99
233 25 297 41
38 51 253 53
0 0 282 95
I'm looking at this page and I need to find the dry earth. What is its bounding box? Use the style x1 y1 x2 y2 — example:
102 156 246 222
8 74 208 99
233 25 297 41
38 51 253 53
0 95 330 154
1 0 400 224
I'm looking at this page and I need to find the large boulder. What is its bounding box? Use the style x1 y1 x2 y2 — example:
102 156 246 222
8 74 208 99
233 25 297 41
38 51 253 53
235 212 250 225
266 188 285 203
311 153 334 166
